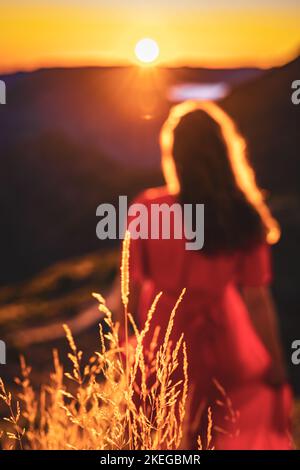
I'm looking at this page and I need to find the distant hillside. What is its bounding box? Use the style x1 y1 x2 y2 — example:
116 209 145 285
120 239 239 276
0 65 262 168
222 56 300 192
0 65 262 284
0 59 298 286
0 132 160 284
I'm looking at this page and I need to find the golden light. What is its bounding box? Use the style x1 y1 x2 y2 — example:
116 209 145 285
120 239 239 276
160 100 281 244
134 38 160 64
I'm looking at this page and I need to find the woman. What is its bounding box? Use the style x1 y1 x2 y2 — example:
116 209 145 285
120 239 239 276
127 101 292 449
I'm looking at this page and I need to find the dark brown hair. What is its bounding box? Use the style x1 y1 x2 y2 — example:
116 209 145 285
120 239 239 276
172 109 264 254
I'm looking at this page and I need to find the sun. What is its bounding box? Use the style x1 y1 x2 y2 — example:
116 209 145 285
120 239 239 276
134 38 160 65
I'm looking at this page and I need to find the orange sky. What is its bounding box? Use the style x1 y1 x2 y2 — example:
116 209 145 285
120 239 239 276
1 1 300 73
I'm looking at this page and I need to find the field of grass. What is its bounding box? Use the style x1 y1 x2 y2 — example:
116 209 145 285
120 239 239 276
0 232 299 450
0 233 195 450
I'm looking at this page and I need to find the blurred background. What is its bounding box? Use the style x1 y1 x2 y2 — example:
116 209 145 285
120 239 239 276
0 0 300 399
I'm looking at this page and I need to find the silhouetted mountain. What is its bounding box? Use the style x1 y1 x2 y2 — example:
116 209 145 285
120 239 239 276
222 56 300 192
0 65 261 167
0 65 262 284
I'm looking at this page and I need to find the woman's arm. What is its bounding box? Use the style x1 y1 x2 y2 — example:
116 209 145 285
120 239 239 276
241 285 287 387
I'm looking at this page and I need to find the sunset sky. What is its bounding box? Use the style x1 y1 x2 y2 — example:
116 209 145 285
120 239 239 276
1 0 300 72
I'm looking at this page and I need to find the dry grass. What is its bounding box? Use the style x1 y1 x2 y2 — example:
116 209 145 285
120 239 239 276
0 230 205 450
0 231 242 450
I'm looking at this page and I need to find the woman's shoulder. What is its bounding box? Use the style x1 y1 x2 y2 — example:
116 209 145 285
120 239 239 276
132 186 176 205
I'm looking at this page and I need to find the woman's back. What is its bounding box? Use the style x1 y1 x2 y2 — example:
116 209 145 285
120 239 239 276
130 186 271 295
128 187 291 449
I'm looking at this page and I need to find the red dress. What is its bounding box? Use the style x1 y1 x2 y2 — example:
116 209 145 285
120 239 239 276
128 187 292 450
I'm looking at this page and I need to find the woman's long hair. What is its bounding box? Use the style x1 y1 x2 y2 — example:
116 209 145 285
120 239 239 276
160 101 280 254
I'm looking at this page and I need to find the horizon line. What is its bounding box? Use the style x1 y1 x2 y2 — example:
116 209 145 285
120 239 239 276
1 51 299 76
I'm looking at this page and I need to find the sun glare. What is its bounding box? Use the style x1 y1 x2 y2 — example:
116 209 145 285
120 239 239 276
134 38 160 65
